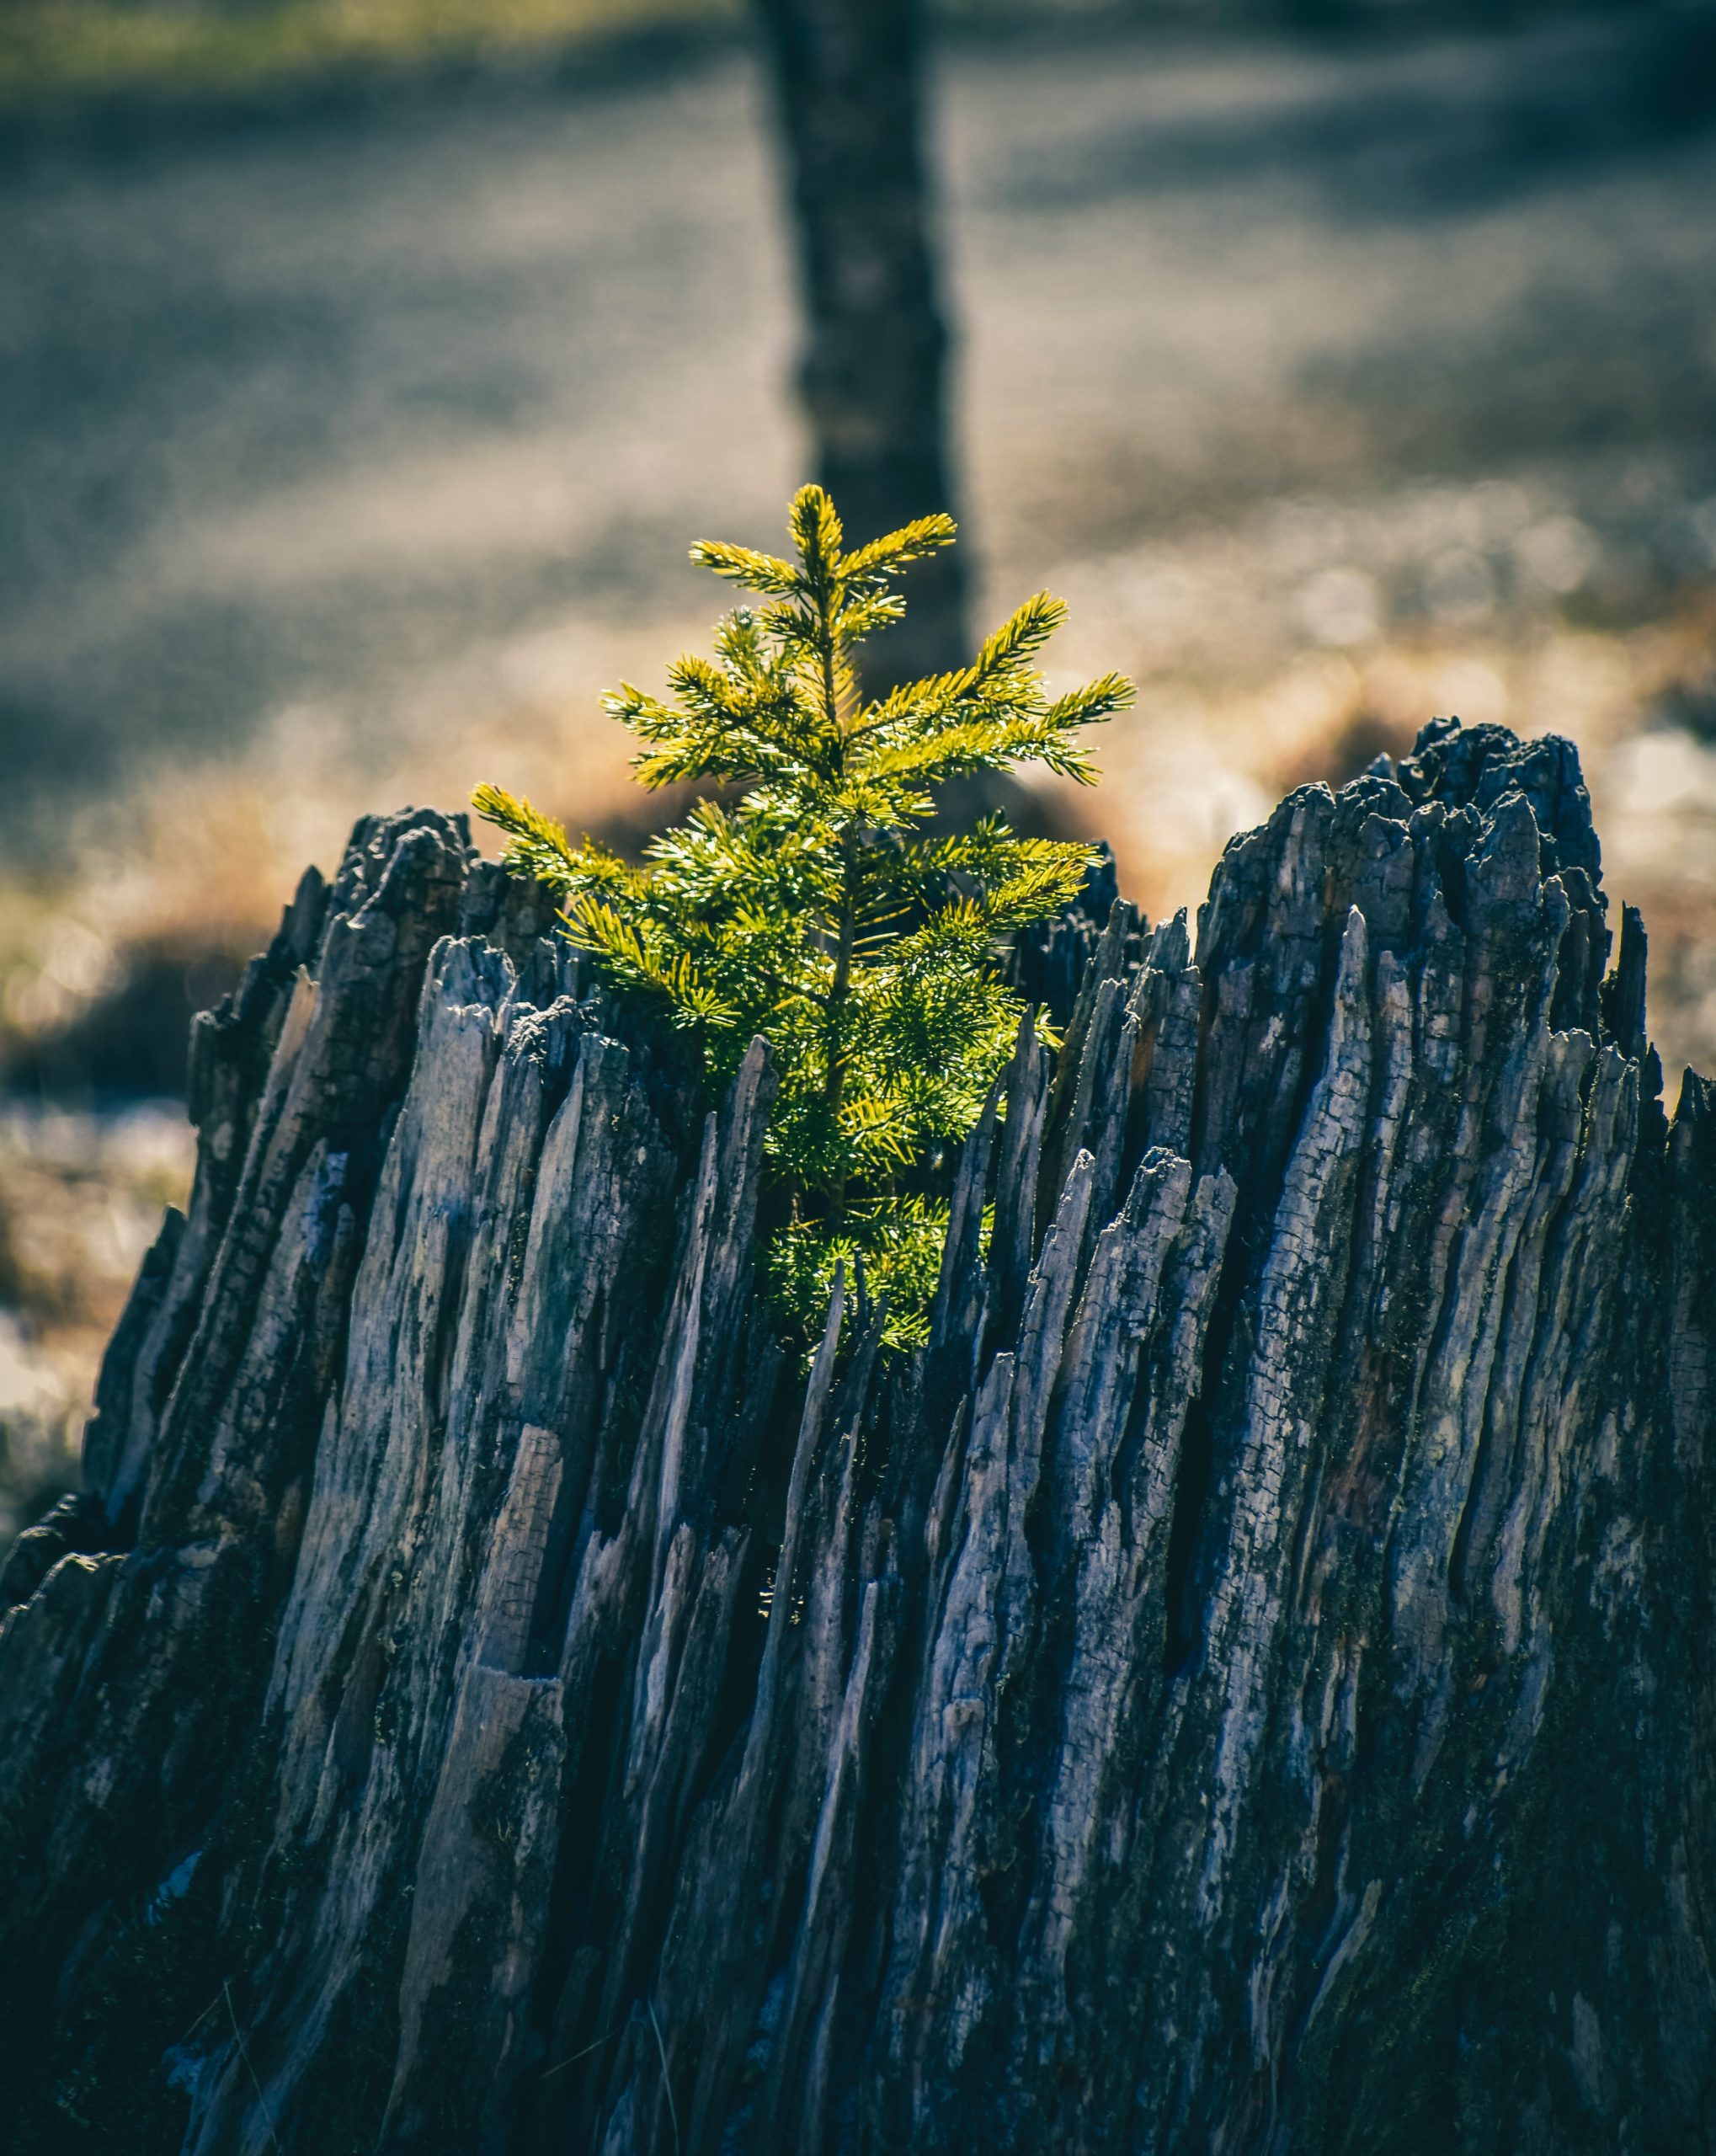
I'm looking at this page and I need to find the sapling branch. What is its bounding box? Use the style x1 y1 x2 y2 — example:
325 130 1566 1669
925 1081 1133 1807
476 484 1133 1348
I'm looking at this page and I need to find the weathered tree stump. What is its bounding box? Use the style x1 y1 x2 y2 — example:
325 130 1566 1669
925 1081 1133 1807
2 718 1712 2154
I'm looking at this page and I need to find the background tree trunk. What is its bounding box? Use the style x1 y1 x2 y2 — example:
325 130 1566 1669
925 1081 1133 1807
2 721 1713 2154
751 0 967 686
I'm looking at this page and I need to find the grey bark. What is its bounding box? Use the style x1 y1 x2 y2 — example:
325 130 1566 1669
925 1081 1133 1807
1 718 1712 2154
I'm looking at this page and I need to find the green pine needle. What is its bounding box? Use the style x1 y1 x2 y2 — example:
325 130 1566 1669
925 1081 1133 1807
476 484 1133 1350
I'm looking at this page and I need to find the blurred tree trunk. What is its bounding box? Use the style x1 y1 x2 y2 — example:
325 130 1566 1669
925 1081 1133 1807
751 0 967 688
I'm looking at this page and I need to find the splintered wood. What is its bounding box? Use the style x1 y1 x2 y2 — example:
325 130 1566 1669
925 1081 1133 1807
2 722 1711 2153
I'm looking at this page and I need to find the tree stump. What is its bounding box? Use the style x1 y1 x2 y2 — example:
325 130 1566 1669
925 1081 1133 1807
2 718 1711 2154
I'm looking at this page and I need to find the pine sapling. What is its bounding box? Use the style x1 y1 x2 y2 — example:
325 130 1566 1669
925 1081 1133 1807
476 484 1132 1348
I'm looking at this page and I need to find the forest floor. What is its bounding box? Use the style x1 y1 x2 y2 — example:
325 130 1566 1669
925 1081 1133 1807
3 5 1714 1537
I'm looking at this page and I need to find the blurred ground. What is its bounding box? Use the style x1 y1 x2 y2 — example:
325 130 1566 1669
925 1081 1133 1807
3 3 1714 1534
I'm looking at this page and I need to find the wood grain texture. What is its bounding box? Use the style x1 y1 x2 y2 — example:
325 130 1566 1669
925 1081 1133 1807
2 721 1711 2154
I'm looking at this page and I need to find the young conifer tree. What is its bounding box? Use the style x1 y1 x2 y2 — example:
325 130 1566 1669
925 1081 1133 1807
475 484 1132 1346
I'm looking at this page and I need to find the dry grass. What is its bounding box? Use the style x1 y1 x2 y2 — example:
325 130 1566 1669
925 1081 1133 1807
0 1102 194 1542
0 0 737 106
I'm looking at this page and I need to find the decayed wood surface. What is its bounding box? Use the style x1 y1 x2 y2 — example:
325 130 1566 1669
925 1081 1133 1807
1 718 1712 2154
